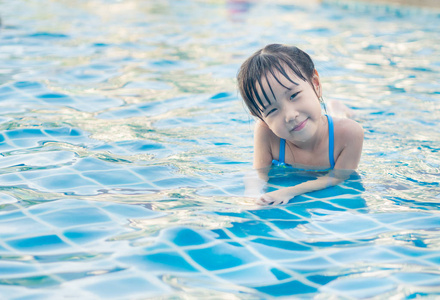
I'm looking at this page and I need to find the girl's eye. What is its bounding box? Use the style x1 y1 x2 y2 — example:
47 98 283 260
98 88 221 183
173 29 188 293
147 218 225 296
290 91 300 100
265 108 277 117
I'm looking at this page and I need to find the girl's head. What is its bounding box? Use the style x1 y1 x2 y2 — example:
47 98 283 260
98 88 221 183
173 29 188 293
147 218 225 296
237 44 320 121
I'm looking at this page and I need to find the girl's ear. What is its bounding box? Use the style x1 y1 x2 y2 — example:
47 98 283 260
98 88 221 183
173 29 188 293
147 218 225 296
312 69 322 98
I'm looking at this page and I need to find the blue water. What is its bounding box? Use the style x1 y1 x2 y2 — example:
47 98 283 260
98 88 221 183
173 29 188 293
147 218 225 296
1 0 440 298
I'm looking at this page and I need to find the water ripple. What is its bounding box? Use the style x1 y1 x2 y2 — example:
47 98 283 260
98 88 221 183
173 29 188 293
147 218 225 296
0 0 439 298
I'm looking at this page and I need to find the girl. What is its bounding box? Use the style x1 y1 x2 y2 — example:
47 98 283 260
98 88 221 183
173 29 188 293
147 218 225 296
237 44 364 205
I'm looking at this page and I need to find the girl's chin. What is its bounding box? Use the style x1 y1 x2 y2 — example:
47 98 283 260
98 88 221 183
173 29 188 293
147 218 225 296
286 127 317 142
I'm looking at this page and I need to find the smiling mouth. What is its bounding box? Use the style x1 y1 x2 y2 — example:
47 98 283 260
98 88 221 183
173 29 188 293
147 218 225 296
292 118 308 131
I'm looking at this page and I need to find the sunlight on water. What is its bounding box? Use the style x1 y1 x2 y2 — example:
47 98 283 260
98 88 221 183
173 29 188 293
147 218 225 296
0 0 439 298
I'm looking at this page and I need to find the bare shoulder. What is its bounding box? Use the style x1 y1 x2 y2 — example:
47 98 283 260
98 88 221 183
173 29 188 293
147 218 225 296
254 119 279 143
254 119 271 134
333 117 364 142
332 117 364 169
253 120 278 168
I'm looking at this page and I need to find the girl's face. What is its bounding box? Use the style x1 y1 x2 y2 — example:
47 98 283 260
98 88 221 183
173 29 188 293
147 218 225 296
257 68 323 144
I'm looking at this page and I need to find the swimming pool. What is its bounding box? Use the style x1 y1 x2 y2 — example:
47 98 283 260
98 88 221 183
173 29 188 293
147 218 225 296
1 0 439 298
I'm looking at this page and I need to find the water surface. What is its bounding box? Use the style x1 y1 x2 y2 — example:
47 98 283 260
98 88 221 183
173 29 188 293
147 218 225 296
1 0 440 298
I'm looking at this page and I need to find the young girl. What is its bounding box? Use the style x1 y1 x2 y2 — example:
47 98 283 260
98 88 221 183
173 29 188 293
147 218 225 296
237 44 363 205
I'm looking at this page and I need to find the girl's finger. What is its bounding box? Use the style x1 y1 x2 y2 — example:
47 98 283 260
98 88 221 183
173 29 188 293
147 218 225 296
256 196 266 205
281 198 290 205
270 197 290 205
269 198 282 205
257 195 273 205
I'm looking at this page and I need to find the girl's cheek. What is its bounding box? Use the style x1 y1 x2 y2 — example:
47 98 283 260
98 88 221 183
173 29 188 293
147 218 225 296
270 120 283 133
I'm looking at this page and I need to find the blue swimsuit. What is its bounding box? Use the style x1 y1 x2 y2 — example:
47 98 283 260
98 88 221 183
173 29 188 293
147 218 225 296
272 115 335 169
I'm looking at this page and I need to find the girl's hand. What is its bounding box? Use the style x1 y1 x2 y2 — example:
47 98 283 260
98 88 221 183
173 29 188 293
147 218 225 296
257 189 294 205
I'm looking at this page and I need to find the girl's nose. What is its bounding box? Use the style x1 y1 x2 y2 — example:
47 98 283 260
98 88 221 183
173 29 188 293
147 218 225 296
285 108 299 123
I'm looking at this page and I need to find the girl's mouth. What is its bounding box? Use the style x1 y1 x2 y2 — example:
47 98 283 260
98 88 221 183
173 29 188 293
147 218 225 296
292 118 308 131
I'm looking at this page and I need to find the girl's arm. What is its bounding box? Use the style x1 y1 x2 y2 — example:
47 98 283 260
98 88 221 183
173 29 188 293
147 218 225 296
253 120 275 169
244 120 279 198
243 121 273 197
257 169 353 205
258 119 364 205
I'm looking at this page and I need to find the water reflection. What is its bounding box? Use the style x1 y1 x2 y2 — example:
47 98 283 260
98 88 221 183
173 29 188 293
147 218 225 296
0 0 440 298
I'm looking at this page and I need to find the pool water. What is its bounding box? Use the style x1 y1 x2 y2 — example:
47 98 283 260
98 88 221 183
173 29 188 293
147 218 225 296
1 0 440 298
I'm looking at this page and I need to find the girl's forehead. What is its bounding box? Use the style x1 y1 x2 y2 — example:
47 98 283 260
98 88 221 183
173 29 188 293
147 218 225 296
265 67 301 86
258 68 301 93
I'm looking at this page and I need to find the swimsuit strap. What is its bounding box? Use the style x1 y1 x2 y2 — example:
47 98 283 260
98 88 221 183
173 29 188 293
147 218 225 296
279 138 286 165
326 114 336 169
277 115 335 169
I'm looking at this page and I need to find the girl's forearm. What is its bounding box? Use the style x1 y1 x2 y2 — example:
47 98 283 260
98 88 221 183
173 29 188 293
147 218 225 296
257 169 355 205
282 173 347 198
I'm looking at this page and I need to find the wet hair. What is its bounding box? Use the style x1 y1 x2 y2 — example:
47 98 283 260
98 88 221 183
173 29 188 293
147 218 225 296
237 44 316 120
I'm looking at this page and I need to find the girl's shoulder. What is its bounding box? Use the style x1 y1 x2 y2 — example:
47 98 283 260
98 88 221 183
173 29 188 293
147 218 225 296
254 119 277 139
254 120 281 144
253 120 279 168
332 117 364 140
332 117 364 161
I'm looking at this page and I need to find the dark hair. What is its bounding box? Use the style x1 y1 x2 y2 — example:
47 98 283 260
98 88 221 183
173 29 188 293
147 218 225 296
237 44 316 120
